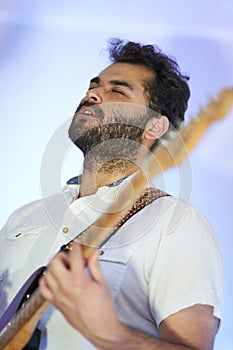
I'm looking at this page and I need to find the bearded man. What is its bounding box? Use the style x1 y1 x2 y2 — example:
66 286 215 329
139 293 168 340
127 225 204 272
0 39 223 350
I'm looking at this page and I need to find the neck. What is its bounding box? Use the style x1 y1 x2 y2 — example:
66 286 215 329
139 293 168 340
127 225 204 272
78 139 154 198
79 158 139 197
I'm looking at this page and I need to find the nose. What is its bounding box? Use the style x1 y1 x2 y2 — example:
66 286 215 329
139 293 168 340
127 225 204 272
85 87 103 104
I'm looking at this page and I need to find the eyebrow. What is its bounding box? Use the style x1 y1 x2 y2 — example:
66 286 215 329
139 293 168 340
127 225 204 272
90 76 134 91
90 77 100 84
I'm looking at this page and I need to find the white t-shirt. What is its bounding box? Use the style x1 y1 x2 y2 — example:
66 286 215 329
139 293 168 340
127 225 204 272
0 179 224 349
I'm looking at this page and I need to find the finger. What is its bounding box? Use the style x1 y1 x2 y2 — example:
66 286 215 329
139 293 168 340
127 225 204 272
56 251 71 270
69 242 103 284
87 249 106 284
39 271 73 312
42 253 72 298
48 251 71 276
69 241 88 277
39 275 55 301
41 266 62 298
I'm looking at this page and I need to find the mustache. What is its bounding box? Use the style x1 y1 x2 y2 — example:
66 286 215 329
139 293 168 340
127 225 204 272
75 100 95 113
75 100 104 120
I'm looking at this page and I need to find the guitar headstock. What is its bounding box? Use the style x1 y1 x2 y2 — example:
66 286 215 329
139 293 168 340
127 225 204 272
151 88 233 171
196 88 233 122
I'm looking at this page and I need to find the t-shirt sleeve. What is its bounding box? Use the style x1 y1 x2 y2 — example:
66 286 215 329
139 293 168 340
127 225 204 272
148 203 224 327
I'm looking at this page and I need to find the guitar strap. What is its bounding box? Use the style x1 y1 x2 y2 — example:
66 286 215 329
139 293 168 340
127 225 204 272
112 187 170 228
23 187 169 350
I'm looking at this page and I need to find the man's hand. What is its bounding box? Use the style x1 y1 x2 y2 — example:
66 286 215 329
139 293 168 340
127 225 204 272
39 242 219 350
39 242 124 345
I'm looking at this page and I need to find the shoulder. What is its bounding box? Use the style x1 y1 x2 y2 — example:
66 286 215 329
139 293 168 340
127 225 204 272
147 195 213 234
137 194 222 257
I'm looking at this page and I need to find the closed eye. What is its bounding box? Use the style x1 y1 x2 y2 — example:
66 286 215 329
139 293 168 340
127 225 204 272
112 89 125 95
88 86 97 90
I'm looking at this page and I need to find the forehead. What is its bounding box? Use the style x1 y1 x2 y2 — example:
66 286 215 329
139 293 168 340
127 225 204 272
98 62 155 87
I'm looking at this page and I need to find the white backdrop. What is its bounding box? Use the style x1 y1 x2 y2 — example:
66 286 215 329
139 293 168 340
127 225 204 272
0 1 233 348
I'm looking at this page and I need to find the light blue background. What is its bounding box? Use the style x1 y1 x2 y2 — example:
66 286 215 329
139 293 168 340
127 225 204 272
0 1 233 348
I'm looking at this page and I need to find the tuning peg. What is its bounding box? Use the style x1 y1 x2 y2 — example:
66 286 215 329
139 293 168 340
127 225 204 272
168 130 178 140
210 95 219 103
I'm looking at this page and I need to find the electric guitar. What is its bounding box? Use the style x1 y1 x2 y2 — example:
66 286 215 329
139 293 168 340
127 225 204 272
0 88 233 350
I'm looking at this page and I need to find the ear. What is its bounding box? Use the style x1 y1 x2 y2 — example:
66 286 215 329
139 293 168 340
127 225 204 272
142 115 169 141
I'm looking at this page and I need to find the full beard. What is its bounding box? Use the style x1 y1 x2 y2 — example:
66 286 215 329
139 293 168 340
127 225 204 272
68 102 153 171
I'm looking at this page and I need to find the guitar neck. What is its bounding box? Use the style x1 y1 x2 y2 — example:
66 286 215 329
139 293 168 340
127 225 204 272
179 90 233 154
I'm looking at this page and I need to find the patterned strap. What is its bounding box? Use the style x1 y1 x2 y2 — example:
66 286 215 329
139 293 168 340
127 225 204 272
114 187 169 229
61 187 169 253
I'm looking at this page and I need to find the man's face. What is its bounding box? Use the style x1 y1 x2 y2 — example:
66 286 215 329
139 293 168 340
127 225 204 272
69 63 155 155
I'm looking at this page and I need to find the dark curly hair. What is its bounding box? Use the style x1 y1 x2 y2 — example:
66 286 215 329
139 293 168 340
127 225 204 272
108 38 190 129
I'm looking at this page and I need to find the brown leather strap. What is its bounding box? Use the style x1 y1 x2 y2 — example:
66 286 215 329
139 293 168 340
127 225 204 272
114 187 169 229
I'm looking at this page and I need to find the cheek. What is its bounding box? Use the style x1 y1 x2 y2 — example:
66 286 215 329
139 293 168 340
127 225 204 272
141 91 150 106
